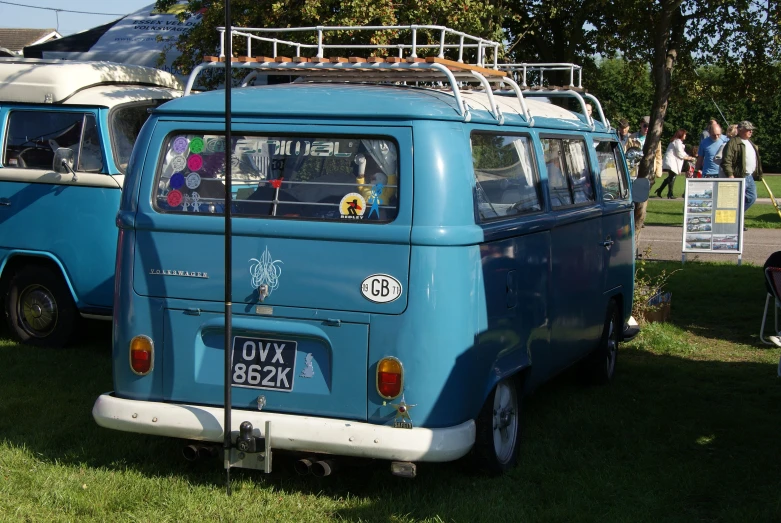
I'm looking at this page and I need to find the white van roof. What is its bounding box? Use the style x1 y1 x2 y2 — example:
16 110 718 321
0 58 182 104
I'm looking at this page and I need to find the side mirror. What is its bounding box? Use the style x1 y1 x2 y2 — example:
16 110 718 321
632 177 650 203
53 148 78 182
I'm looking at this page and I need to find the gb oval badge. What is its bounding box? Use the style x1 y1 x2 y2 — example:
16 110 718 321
361 274 402 304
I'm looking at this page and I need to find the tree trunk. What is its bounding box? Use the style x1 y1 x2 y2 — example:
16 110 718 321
638 1 682 180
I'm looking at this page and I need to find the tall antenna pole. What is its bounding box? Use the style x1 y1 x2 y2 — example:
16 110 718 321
222 0 233 497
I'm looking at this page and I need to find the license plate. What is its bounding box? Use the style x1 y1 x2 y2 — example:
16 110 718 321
231 336 297 392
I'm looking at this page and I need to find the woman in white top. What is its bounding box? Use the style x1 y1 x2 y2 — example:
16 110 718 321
657 129 697 199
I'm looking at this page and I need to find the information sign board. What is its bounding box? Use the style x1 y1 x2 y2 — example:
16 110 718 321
681 178 745 261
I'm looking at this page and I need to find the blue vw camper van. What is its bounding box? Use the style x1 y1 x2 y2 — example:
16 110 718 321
0 59 181 346
93 26 644 476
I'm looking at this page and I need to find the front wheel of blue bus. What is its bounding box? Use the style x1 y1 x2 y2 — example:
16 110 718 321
471 377 522 475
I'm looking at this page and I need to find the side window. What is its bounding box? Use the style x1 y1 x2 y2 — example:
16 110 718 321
542 137 595 208
595 140 628 201
3 111 103 172
470 132 541 221
154 134 399 222
78 114 104 173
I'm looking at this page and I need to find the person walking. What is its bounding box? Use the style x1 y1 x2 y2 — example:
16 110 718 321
722 120 763 212
695 121 729 178
627 115 662 257
657 129 696 199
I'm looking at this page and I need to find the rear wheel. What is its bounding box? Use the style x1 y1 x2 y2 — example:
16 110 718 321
582 300 620 384
5 265 76 347
471 377 522 475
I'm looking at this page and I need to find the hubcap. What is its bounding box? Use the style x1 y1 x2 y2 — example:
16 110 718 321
606 316 617 377
492 380 519 465
19 284 58 338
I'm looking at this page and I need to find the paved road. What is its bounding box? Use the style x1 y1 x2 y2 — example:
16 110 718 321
638 225 781 265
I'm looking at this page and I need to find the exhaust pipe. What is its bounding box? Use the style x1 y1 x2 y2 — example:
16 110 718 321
311 459 337 477
183 444 218 462
197 445 218 460
182 444 199 462
294 458 314 475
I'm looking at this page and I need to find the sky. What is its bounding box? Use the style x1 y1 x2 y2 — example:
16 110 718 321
0 1 156 36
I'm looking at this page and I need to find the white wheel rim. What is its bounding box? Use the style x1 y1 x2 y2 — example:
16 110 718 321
492 380 518 465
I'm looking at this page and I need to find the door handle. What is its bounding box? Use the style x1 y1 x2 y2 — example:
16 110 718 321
601 238 614 249
0 198 10 207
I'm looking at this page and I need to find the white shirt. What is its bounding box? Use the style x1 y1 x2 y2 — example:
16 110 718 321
662 139 689 174
744 141 757 175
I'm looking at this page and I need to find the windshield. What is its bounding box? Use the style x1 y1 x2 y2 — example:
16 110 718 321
110 103 155 174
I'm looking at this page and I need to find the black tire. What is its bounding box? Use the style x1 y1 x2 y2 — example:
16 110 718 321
5 265 76 348
470 377 522 475
582 300 620 385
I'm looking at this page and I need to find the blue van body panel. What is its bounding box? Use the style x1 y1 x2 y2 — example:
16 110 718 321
108 84 636 437
0 104 120 311
0 182 120 308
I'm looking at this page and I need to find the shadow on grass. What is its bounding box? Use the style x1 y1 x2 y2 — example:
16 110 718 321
639 261 778 347
1 334 779 521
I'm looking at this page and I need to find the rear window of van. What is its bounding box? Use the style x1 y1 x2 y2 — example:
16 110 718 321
154 134 399 222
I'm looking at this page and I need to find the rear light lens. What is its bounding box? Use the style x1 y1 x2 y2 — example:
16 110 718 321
129 335 154 375
376 357 403 399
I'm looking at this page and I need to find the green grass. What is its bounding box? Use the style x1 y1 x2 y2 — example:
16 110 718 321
756 175 781 199
645 199 781 228
1 263 781 522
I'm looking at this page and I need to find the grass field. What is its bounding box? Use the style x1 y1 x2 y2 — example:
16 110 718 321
645 200 781 228
1 262 780 522
756 175 781 199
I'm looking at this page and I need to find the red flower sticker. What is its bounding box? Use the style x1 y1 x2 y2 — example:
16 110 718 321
270 177 284 189
167 189 183 207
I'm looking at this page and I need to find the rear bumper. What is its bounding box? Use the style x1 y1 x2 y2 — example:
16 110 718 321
92 393 476 462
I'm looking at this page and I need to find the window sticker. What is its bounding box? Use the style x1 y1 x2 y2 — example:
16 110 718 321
186 172 201 189
206 137 225 153
340 192 366 219
167 189 183 207
187 154 203 171
188 137 204 154
169 172 185 189
171 155 186 172
172 136 189 154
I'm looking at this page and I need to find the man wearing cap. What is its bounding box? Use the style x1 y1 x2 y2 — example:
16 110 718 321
617 119 631 152
722 120 762 211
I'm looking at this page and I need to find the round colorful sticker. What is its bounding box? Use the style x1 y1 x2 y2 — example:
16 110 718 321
169 172 185 189
167 189 183 207
172 136 189 154
339 192 366 219
186 172 201 189
171 155 187 172
189 137 204 154
187 154 203 171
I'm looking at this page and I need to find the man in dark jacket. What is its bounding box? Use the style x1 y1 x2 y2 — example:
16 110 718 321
722 120 762 211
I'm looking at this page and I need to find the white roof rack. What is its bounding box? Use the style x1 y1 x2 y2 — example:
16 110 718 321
497 63 610 130
0 58 183 104
184 25 535 126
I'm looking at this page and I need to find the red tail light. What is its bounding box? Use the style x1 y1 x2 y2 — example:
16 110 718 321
376 357 403 399
129 335 154 375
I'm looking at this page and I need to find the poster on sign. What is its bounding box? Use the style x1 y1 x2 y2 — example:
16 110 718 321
681 178 745 262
